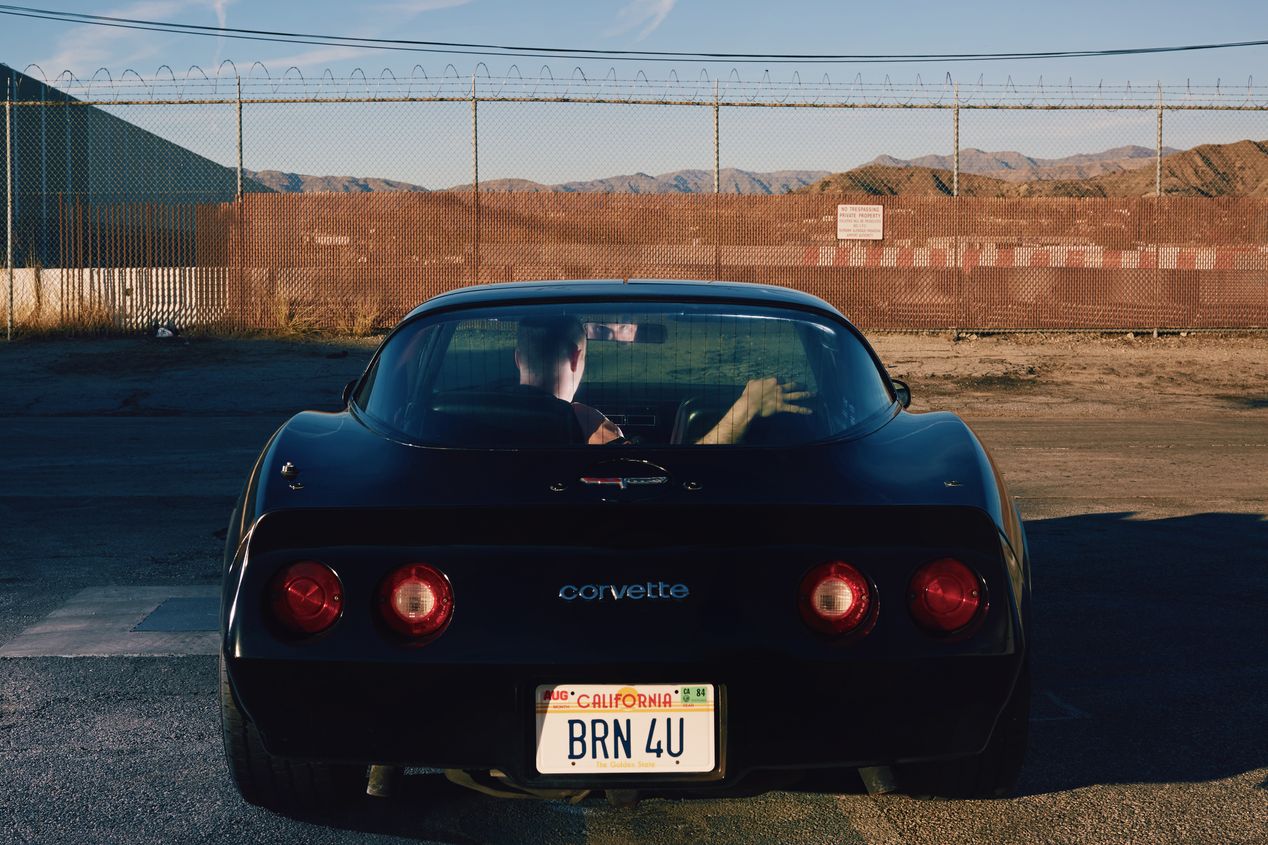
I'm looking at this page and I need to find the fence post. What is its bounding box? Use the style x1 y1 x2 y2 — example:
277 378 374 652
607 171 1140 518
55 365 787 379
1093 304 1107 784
235 76 243 202
713 80 720 280
713 80 720 194
1155 83 1163 197
5 75 13 341
952 83 960 198
471 74 479 280
952 82 962 334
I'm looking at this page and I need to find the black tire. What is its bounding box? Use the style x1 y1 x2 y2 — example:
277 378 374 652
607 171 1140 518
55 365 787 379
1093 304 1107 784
899 658 1031 799
219 655 365 810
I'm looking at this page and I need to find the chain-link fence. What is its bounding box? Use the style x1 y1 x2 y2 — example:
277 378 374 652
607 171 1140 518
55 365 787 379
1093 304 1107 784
4 65 1268 335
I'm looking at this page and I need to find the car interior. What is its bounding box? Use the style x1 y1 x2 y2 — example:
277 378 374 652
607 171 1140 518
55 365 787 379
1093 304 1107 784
360 309 867 447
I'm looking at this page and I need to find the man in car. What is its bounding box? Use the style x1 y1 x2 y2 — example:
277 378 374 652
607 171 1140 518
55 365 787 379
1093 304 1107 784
515 316 625 445
515 315 814 446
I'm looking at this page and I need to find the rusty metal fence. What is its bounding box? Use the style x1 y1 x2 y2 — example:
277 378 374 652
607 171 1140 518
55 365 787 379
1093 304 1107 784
4 68 1268 335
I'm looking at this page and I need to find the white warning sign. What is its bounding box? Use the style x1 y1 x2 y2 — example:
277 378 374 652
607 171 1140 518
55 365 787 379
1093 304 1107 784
836 204 884 240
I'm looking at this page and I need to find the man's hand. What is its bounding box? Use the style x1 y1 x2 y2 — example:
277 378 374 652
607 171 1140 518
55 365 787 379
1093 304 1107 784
697 377 815 445
739 377 815 419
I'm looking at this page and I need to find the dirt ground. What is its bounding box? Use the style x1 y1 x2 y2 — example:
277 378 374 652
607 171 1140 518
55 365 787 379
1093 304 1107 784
870 331 1268 418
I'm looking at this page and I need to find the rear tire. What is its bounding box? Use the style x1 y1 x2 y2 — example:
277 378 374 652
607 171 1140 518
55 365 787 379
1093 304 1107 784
900 658 1031 799
219 655 365 810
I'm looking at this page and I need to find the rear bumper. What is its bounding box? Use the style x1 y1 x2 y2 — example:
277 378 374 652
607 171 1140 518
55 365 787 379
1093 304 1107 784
225 653 1024 788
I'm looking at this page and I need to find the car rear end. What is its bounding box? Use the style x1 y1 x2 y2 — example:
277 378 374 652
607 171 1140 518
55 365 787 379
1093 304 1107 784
223 497 1026 793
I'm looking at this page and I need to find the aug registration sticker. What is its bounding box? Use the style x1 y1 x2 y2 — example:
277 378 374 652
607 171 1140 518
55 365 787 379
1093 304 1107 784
534 684 716 775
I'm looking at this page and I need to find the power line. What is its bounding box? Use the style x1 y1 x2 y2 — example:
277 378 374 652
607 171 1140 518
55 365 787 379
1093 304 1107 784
3 3 1268 64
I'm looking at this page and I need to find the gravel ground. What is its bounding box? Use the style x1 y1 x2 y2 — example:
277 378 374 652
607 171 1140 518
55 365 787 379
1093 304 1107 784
0 333 1265 845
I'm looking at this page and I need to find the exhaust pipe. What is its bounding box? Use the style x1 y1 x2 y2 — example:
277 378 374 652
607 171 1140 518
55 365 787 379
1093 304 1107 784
366 764 403 798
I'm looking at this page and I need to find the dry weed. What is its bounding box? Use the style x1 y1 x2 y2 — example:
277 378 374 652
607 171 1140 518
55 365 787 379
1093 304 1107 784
334 295 385 337
271 293 324 336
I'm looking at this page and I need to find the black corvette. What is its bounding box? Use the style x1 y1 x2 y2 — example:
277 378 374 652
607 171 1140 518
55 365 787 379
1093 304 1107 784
220 279 1031 809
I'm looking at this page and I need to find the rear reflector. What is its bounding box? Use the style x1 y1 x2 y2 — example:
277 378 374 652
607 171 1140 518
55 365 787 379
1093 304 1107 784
908 557 985 633
798 561 874 636
269 561 343 634
378 563 454 638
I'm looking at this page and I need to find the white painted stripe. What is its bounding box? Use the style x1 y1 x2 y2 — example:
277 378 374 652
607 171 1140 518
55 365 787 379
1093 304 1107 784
0 586 219 658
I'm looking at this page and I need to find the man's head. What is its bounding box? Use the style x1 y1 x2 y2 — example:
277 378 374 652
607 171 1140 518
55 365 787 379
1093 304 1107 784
515 316 587 401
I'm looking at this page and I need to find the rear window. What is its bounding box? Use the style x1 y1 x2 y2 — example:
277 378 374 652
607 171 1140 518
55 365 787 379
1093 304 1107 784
355 301 893 447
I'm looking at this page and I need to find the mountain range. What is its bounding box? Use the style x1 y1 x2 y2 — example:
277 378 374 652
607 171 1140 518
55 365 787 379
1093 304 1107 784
806 139 1268 197
247 140 1268 198
865 145 1180 183
247 167 828 195
247 170 430 193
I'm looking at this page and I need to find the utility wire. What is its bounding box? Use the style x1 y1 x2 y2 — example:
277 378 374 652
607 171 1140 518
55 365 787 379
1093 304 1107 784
3 3 1268 64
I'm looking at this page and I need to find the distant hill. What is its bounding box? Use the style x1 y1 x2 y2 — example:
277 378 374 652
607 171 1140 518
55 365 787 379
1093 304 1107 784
247 170 429 193
251 167 827 195
867 145 1179 183
1057 139 1268 197
804 165 1014 197
449 168 830 194
806 139 1268 197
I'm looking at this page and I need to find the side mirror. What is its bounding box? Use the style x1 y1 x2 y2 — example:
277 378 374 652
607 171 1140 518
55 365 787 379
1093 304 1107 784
892 379 911 409
342 379 358 407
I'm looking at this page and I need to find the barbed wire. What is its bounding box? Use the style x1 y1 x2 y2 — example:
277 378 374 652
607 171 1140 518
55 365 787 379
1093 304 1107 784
11 64 1268 108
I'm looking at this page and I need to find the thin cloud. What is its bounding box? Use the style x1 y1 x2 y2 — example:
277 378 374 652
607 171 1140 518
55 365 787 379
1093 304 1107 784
210 0 233 68
247 44 372 73
254 0 473 70
37 0 214 74
608 0 676 41
372 0 474 15
210 0 230 27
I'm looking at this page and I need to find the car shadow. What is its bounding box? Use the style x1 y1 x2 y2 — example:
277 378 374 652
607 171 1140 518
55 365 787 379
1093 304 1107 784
1015 510 1268 796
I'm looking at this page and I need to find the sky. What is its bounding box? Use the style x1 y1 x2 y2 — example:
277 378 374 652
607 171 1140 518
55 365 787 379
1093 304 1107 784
3 0 1268 187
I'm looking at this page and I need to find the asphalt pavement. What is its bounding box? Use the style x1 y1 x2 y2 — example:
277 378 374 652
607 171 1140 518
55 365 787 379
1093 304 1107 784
1 337 1265 845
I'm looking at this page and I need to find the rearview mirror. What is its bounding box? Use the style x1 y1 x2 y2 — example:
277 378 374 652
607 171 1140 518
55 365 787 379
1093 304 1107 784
342 379 357 407
584 321 667 344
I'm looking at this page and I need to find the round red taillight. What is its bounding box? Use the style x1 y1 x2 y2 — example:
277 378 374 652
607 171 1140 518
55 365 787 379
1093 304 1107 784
269 561 343 634
798 561 874 636
378 563 454 638
908 557 985 633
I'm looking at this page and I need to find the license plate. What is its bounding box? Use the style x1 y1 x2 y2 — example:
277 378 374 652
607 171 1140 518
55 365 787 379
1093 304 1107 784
534 683 717 775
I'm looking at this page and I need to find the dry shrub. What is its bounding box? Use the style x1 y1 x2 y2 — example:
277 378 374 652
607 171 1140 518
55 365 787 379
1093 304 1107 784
38 300 118 337
271 292 323 336
334 295 384 337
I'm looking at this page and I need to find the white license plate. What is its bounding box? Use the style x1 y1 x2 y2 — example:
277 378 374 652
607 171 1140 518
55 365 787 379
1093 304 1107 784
534 683 717 775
